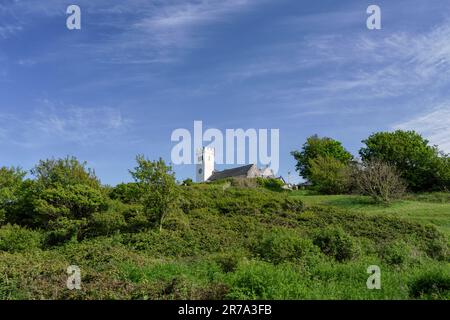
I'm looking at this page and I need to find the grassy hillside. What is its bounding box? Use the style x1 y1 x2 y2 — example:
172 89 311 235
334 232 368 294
289 191 450 238
0 184 449 300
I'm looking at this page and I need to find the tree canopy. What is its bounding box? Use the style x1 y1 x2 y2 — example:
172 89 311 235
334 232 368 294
291 135 353 181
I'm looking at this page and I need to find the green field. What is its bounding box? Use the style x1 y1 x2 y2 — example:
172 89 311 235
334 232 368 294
1 185 449 300
289 191 450 238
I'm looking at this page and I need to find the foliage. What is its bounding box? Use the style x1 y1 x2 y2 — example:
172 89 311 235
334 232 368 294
309 156 353 194
354 159 406 204
291 135 353 181
254 229 322 264
130 156 179 231
360 130 447 191
31 156 100 189
0 224 43 252
109 183 142 204
0 167 26 226
0 156 449 300
256 177 285 192
182 178 194 186
409 267 450 299
312 227 357 262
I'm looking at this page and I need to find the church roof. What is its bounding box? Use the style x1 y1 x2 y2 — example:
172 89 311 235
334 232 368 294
208 164 256 181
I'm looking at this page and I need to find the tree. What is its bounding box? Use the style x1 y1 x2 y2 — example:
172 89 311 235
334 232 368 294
291 135 353 181
359 130 444 191
309 156 353 194
0 167 26 225
355 159 406 204
130 156 179 231
7 158 107 238
434 154 450 191
31 156 100 189
109 182 143 204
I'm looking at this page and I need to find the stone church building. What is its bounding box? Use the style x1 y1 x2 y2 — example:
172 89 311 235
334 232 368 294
196 147 276 182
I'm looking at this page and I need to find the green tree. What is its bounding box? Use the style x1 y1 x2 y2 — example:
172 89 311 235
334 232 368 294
291 135 353 181
31 156 100 189
109 182 143 204
359 130 444 191
130 156 179 231
7 158 107 239
0 167 26 225
309 156 353 194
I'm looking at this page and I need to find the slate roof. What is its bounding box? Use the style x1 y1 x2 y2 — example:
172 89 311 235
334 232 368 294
208 164 256 182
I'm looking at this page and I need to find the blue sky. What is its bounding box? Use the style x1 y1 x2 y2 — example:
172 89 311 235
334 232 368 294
1 0 450 185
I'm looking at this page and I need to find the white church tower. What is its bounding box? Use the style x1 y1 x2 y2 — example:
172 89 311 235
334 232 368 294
196 147 215 182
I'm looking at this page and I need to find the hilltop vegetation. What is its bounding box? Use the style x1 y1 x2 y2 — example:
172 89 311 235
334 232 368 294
0 156 449 299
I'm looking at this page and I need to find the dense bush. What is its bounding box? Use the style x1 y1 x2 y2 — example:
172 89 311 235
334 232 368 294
0 167 26 226
45 217 88 245
0 224 43 252
309 156 353 194
256 178 285 192
312 227 357 262
254 229 321 264
379 240 412 266
109 183 142 204
409 268 450 299
89 210 127 236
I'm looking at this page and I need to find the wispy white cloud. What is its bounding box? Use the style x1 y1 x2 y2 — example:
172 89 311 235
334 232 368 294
0 101 131 147
0 24 23 39
394 104 450 153
82 0 261 64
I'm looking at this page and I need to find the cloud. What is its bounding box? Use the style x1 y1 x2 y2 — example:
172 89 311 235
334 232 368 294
0 24 23 39
80 0 260 64
303 22 450 98
0 102 131 147
394 104 450 153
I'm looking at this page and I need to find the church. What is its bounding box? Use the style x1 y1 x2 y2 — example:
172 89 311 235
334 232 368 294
196 147 276 182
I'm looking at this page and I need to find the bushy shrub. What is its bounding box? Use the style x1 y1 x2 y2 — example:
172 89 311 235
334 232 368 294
226 261 306 299
254 229 321 264
354 159 406 204
213 251 247 273
182 178 194 186
0 167 26 225
312 227 357 262
35 184 108 220
425 236 449 261
109 183 142 204
89 211 127 236
256 178 284 192
409 268 450 299
282 198 304 213
0 224 43 252
309 156 353 194
380 240 412 266
45 217 88 245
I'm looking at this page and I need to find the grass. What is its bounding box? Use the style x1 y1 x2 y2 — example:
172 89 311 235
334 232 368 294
289 191 450 238
1 186 449 300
